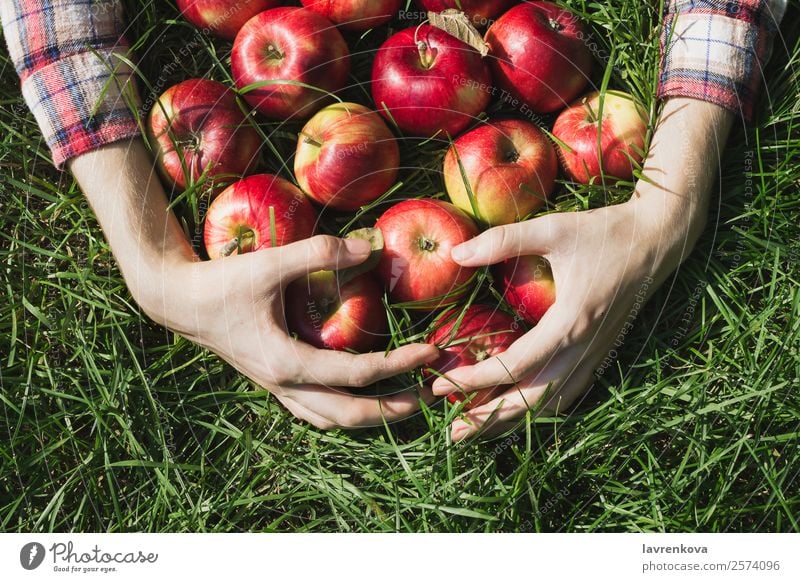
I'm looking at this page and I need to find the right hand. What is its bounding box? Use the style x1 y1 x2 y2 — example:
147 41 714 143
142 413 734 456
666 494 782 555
141 234 439 430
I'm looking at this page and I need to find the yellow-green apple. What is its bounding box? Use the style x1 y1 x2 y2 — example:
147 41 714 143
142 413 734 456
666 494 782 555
232 7 351 120
371 24 492 138
443 118 558 226
415 0 515 26
300 0 401 31
294 102 400 211
285 271 387 352
147 79 261 191
427 304 524 409
176 0 282 40
485 1 592 113
496 255 555 325
552 90 649 184
204 174 317 259
375 199 479 306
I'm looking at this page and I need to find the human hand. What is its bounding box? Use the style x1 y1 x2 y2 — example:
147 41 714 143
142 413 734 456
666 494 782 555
70 141 437 431
144 234 439 430
431 199 690 441
431 96 735 442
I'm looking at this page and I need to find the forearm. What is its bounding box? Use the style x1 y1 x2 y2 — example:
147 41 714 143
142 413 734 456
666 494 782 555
69 139 196 317
630 98 734 273
641 0 786 270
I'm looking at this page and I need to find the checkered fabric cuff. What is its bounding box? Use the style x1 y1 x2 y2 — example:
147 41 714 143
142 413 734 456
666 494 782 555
19 49 141 168
1 0 142 169
659 0 786 122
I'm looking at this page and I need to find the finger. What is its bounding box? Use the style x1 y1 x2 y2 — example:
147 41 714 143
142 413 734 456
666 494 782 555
450 385 549 443
292 342 439 388
275 393 338 431
431 309 571 395
450 216 559 267
235 235 373 284
450 358 595 442
283 384 431 428
539 365 597 417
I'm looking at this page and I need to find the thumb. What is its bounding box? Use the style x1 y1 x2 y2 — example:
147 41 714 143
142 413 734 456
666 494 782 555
450 217 557 267
271 235 372 281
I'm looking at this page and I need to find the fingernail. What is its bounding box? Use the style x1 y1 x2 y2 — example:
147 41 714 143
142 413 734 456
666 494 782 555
451 421 469 442
344 237 371 255
451 243 473 263
422 345 440 364
432 378 456 396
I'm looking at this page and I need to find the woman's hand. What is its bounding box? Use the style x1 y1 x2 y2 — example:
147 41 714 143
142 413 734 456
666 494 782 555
432 97 734 442
150 234 439 430
70 139 438 431
431 200 673 440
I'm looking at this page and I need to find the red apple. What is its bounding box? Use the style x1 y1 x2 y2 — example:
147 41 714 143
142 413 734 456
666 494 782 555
375 199 479 306
232 7 351 120
176 0 282 40
147 79 261 191
204 174 317 259
443 118 558 226
496 255 555 325
415 0 515 26
552 90 649 184
485 2 592 113
294 102 400 211
427 304 524 409
371 24 492 138
300 0 401 31
285 271 387 352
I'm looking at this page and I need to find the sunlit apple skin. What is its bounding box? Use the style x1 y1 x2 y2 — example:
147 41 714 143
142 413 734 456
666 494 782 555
204 174 317 259
286 271 387 352
176 0 282 40
147 79 261 191
427 304 525 409
552 91 649 184
371 25 492 138
415 0 515 26
443 119 558 226
294 102 400 211
496 255 555 325
485 2 592 113
300 0 401 31
232 7 351 120
375 199 479 305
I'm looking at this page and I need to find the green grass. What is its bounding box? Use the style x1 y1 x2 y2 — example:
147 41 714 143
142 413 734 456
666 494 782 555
1 1 799 532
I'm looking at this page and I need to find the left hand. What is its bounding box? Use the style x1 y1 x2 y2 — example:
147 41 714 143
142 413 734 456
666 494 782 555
432 198 690 441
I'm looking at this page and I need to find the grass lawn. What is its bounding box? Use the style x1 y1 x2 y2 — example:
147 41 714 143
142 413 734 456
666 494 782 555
1 1 798 532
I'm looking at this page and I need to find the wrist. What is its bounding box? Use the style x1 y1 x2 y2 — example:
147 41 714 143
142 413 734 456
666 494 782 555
625 189 708 281
622 97 734 278
70 140 198 326
630 178 710 238
127 253 195 325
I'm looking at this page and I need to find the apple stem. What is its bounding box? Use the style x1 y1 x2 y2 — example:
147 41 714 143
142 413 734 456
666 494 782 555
299 131 322 148
417 41 435 69
265 44 284 60
175 134 200 152
584 98 599 124
418 237 438 253
220 237 240 258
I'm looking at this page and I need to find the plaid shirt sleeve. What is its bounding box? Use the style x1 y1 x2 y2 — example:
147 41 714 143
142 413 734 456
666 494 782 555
1 0 142 169
659 0 787 122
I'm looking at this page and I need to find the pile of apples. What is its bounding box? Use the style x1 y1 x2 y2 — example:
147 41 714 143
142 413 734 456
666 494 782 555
149 0 649 409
